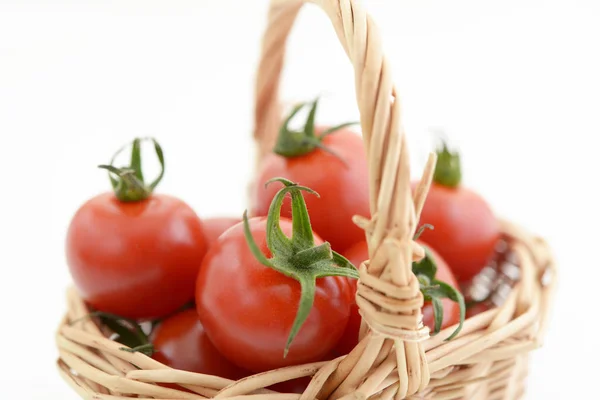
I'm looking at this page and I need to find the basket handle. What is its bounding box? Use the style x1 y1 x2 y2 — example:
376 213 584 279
253 0 434 397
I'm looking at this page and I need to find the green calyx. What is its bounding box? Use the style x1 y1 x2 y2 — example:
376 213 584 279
412 230 466 341
72 311 154 356
433 142 462 188
98 137 165 202
273 98 358 159
243 177 359 357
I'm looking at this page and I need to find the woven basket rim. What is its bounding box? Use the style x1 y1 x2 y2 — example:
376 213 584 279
56 218 556 399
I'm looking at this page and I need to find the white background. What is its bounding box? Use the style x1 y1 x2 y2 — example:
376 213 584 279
0 0 598 398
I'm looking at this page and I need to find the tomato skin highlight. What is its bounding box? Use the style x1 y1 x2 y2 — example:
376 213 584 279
151 309 246 379
252 130 369 253
202 217 242 247
195 218 353 372
417 183 500 282
66 192 208 320
334 241 461 354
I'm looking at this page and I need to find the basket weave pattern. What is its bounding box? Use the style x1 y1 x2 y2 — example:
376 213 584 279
56 0 556 399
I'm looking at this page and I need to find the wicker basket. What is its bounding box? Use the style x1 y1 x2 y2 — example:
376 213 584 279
55 0 557 398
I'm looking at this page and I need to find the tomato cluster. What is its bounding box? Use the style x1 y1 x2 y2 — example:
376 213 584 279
65 101 499 390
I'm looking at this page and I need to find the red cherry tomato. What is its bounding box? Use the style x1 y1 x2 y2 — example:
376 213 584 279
196 218 353 372
252 129 369 253
334 241 461 355
151 309 246 379
67 192 208 320
202 217 242 247
417 183 500 282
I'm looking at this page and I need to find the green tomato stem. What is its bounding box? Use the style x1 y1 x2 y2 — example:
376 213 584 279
120 343 155 356
130 138 144 182
273 98 357 159
413 244 466 340
433 142 462 187
291 243 333 266
431 297 444 335
100 137 165 202
243 177 359 357
98 165 151 202
77 311 154 356
284 274 316 358
413 224 434 241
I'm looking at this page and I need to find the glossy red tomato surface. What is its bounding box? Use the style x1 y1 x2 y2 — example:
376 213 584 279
334 301 362 357
202 217 242 247
252 130 369 253
195 217 353 372
334 240 461 355
417 183 500 282
151 309 246 379
66 192 208 320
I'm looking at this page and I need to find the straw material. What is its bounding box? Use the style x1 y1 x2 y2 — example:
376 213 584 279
56 0 556 398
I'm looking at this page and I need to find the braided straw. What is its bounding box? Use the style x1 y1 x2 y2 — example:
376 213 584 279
56 0 556 399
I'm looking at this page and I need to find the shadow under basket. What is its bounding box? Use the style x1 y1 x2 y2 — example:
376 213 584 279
55 0 557 399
